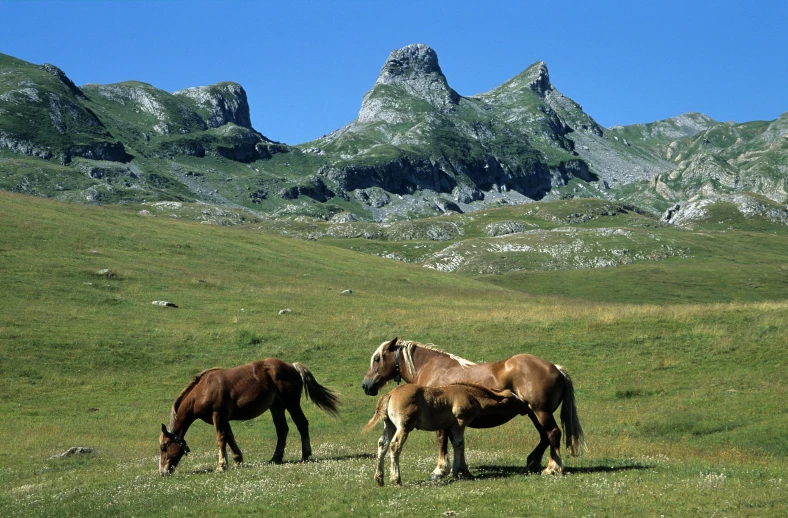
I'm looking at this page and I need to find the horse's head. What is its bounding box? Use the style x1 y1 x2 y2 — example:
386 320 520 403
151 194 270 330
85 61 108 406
362 338 402 396
159 424 190 475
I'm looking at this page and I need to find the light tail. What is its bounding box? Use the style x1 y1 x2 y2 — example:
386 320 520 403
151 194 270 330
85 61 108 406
363 393 391 433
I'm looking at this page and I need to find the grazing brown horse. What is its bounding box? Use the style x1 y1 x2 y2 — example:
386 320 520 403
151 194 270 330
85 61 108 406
364 383 532 486
362 338 584 476
159 359 339 475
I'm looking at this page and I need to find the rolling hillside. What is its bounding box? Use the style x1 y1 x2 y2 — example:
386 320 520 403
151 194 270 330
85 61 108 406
1 190 787 515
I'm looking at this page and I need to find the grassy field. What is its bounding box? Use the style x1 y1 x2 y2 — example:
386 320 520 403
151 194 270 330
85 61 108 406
1 191 787 516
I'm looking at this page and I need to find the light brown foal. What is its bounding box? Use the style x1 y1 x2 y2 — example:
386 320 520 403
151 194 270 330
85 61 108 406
364 382 532 486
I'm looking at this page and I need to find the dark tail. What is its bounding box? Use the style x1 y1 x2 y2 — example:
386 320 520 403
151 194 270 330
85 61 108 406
293 363 341 417
556 365 585 456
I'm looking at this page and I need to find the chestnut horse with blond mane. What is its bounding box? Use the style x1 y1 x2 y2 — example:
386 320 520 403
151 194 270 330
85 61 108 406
159 358 339 475
362 338 584 476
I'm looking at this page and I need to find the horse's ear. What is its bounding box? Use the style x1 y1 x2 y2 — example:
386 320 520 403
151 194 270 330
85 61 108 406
387 337 399 349
161 423 170 435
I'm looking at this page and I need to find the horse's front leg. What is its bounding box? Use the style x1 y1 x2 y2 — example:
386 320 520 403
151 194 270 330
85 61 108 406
450 426 472 479
432 429 451 479
212 412 231 473
269 403 289 464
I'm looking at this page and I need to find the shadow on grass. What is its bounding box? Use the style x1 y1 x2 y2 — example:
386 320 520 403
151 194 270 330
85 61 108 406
273 453 377 464
471 463 650 480
185 452 377 474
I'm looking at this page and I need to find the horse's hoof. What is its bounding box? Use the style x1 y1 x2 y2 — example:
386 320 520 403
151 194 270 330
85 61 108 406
216 466 225 473
268 456 284 465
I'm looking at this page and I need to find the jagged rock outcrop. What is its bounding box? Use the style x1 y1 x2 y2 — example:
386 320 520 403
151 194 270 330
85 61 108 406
663 194 788 228
358 43 460 123
174 82 253 129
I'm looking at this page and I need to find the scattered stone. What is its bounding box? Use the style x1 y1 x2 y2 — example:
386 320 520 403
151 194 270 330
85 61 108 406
138 210 152 216
97 268 112 276
152 300 178 308
341 289 353 295
48 447 96 460
278 308 291 315
330 212 359 224
484 221 526 237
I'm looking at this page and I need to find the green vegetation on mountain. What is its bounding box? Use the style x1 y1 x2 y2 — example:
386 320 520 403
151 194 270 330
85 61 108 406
1 45 786 224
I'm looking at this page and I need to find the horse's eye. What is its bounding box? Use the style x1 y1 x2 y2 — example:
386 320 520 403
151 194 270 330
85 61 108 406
373 356 380 363
160 444 167 452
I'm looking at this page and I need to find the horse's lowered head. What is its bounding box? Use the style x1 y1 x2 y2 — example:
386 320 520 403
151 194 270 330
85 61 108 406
159 424 190 475
362 338 402 396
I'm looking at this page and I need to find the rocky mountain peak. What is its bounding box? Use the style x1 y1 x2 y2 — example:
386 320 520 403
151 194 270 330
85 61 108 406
174 82 252 130
39 63 85 98
524 61 551 96
358 43 460 122
375 43 444 85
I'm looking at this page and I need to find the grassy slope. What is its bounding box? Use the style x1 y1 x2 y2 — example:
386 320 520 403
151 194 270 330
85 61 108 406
1 191 787 516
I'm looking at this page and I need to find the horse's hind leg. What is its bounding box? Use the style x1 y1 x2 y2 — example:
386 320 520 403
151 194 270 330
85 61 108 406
450 427 472 479
432 430 451 479
531 411 563 475
524 411 550 473
286 403 312 461
375 419 395 487
388 427 409 486
269 402 289 464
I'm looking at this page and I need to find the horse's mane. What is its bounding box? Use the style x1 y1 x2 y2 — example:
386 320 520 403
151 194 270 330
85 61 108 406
168 368 220 429
399 340 476 375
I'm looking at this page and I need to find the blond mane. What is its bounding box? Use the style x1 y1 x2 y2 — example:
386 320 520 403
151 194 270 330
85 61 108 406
399 340 476 375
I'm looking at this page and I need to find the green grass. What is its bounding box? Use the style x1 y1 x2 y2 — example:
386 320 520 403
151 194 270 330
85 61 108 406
1 191 787 516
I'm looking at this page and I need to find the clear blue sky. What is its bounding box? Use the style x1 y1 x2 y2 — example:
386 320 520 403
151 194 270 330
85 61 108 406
2 0 786 145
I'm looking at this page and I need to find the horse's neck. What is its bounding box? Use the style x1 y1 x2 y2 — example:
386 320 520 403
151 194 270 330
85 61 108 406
171 399 197 437
407 346 462 384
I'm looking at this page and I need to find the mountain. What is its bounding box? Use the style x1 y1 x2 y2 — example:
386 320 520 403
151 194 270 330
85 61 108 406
310 45 605 213
0 46 786 222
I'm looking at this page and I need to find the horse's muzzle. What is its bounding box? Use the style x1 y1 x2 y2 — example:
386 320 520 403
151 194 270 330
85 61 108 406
361 379 378 396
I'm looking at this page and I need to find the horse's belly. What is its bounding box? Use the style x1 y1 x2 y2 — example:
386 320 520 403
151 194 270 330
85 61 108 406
414 410 457 432
231 392 276 420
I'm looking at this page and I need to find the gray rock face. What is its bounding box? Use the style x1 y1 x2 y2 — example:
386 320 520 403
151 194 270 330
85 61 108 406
484 221 527 237
452 185 483 204
354 187 391 208
278 176 335 202
662 195 788 228
174 82 253 129
358 43 460 123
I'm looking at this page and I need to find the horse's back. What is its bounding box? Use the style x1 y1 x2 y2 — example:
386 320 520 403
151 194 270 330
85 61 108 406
192 359 295 420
